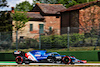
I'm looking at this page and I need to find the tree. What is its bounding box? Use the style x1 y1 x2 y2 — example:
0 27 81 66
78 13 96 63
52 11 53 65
33 0 96 8
58 0 96 8
75 0 96 3
58 0 78 8
0 0 12 49
0 0 8 8
0 0 12 32
32 0 78 8
0 11 12 32
33 0 59 4
15 1 33 11
12 11 30 50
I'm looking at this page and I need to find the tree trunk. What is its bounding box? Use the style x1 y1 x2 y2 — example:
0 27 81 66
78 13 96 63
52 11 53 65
16 30 18 50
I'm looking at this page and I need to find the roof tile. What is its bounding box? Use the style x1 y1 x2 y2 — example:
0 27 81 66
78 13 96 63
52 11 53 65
36 3 66 14
27 12 44 19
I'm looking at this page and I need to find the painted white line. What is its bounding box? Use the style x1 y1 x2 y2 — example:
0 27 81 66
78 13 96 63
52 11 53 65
0 63 64 65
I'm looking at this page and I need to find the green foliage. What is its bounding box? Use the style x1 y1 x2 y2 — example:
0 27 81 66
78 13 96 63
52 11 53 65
58 0 79 8
12 38 39 49
12 11 29 30
33 0 59 4
0 0 12 32
0 0 8 8
15 1 33 11
66 0 78 8
41 33 85 48
0 11 12 32
58 0 96 8
76 0 96 3
12 11 30 50
33 0 78 8
70 33 85 46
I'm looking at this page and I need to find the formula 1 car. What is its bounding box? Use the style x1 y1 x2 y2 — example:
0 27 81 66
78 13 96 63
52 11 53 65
13 50 87 64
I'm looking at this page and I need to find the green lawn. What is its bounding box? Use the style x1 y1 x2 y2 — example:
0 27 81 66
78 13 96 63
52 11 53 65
87 61 100 63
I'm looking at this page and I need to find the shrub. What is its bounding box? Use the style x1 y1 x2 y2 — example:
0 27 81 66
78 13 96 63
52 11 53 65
41 33 85 48
70 33 85 47
11 38 39 49
41 35 67 48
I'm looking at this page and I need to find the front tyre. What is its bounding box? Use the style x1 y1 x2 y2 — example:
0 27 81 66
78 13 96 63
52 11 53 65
62 56 71 64
15 56 23 64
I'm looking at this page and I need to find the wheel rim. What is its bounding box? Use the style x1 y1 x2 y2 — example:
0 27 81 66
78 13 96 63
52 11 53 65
62 56 71 64
15 56 23 64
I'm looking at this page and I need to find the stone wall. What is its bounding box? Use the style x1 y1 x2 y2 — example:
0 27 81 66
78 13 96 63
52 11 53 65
79 5 100 33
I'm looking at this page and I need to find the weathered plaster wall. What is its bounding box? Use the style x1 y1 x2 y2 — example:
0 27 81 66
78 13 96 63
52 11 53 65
12 21 44 41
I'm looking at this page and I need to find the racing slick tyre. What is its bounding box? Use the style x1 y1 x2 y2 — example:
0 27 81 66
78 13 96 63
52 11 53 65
62 56 71 64
47 56 56 63
15 56 23 64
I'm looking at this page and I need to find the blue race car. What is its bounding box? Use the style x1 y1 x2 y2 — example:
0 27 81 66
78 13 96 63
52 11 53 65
13 50 87 64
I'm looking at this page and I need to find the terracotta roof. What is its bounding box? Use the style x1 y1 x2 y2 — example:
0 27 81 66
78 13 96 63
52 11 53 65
35 3 66 14
61 1 100 12
11 9 44 20
27 12 44 19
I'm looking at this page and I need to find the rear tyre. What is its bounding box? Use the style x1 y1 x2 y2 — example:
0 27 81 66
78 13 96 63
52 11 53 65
62 56 71 64
15 56 23 64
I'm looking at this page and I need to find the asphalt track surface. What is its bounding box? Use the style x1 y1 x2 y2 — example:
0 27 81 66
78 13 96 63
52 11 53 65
1 61 100 67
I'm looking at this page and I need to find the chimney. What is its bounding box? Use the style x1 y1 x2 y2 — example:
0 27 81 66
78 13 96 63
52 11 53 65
11 7 14 13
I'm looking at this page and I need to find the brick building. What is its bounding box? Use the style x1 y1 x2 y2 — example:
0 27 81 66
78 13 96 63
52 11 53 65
60 1 100 34
12 3 66 41
31 3 66 35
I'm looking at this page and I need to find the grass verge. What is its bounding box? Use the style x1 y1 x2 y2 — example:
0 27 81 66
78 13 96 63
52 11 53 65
0 46 100 53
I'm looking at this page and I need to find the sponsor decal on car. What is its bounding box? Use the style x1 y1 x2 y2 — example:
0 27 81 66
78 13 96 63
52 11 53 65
14 51 21 54
35 52 41 56
55 56 62 59
25 52 38 62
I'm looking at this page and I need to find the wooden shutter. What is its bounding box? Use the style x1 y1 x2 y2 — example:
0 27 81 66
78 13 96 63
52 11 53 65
30 24 33 31
39 24 44 34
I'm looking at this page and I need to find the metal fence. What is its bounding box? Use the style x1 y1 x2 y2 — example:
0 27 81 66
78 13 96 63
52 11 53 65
0 32 12 50
41 27 99 49
0 26 100 50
